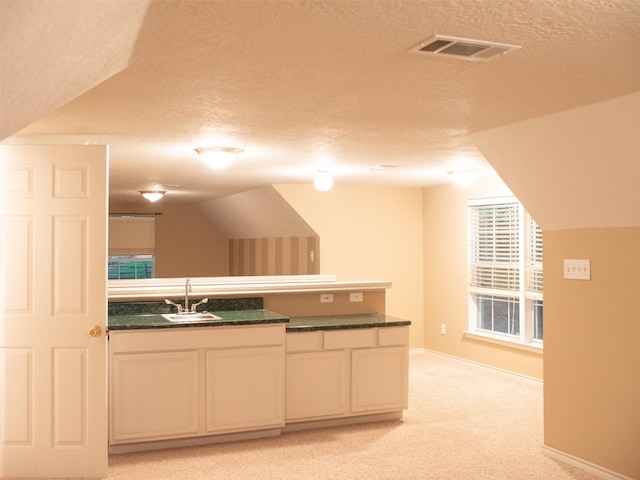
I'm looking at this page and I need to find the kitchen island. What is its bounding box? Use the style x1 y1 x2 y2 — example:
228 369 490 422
108 308 410 453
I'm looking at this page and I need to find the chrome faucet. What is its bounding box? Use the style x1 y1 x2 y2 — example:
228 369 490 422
185 279 192 312
164 279 196 315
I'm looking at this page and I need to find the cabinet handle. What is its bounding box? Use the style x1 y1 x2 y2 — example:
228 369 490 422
88 325 102 337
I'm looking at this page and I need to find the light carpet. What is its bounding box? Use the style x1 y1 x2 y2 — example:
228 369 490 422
105 351 597 480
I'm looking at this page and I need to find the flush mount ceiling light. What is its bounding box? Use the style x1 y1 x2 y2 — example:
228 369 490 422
314 171 333 192
140 190 166 202
194 146 243 169
409 35 521 62
446 168 483 187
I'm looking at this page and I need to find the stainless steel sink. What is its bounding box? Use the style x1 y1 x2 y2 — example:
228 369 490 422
161 312 222 323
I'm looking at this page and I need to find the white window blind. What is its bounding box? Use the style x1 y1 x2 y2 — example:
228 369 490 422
108 216 155 255
526 212 543 300
467 201 520 296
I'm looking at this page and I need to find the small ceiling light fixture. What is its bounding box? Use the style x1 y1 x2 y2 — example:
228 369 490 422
140 190 166 202
446 168 482 187
194 146 243 169
314 171 333 192
370 164 399 171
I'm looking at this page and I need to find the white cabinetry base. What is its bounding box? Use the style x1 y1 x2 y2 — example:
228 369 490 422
109 427 282 454
282 411 403 433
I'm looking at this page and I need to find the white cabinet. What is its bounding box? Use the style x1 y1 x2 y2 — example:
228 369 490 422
108 323 407 449
285 326 409 424
112 351 199 442
286 350 348 420
351 346 408 413
109 324 285 446
205 346 284 433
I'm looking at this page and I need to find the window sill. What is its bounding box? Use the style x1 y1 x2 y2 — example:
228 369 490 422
463 331 543 354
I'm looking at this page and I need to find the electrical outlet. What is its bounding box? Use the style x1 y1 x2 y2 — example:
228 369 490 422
349 292 363 302
440 323 446 335
320 293 333 303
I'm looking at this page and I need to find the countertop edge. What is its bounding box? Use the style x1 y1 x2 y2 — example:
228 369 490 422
108 276 391 300
108 318 289 331
286 321 411 332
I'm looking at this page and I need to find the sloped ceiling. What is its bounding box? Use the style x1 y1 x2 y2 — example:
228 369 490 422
472 92 640 230
0 0 151 139
197 185 316 239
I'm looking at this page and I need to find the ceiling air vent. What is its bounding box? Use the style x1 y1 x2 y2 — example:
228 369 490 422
409 35 520 62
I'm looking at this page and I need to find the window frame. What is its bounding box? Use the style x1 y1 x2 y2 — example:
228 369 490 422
108 254 155 280
465 196 543 353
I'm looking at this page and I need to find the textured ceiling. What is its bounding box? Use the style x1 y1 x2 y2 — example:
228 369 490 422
2 0 639 205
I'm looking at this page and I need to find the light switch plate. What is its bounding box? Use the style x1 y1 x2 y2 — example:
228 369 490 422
563 259 590 280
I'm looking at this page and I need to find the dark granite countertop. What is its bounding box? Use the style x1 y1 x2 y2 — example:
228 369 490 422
108 309 289 330
108 309 411 332
287 313 411 332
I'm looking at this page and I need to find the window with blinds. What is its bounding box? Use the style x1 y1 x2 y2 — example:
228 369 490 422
108 216 156 279
468 201 520 295
467 197 543 344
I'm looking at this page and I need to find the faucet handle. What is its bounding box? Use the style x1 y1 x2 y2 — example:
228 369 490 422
191 298 209 312
165 298 183 314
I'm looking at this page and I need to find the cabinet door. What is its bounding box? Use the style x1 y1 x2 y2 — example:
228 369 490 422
351 346 408 413
111 351 199 442
286 350 348 421
205 347 284 433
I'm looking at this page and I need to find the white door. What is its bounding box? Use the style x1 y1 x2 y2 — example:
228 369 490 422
0 145 108 478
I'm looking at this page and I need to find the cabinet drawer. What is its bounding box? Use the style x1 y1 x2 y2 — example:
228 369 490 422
111 324 285 353
378 326 409 347
324 328 376 350
286 331 323 352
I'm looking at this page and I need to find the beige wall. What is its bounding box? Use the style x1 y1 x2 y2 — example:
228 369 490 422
543 227 640 479
470 93 639 476
275 184 424 348
263 290 385 318
229 236 319 276
422 175 544 379
110 202 229 278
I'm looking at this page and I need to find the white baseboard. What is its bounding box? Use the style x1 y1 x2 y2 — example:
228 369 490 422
542 444 634 480
409 347 427 355
419 348 542 384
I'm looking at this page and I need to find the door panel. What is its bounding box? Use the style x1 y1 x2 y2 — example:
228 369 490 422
52 347 87 446
0 347 32 444
0 145 108 478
